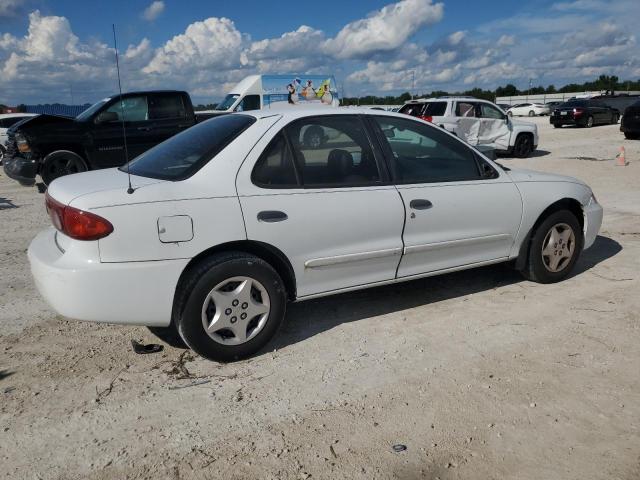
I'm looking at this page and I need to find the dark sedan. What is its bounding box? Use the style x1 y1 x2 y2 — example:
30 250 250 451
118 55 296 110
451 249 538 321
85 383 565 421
621 101 640 139
550 99 619 128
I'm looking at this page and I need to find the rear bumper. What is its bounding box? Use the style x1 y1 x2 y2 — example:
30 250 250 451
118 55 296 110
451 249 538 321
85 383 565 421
28 228 189 327
550 116 585 126
3 154 38 186
583 199 603 250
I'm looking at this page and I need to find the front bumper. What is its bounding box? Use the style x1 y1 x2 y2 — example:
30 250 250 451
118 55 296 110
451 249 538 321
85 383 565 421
583 198 603 250
3 154 38 186
28 228 189 327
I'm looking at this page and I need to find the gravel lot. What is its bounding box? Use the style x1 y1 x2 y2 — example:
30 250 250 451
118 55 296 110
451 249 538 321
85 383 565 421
1 117 639 480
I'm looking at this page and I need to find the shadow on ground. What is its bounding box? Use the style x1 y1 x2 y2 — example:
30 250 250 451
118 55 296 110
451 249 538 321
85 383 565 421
268 235 621 353
0 197 18 210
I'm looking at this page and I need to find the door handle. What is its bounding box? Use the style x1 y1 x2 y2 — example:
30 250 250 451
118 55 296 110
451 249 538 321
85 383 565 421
410 199 433 210
257 211 288 223
137 126 152 131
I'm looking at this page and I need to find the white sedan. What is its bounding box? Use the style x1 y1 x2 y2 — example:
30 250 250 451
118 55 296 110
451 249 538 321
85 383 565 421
507 103 550 117
29 109 603 362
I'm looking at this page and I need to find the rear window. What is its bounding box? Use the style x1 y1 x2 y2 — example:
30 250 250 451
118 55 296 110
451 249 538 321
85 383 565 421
123 114 255 180
399 102 446 117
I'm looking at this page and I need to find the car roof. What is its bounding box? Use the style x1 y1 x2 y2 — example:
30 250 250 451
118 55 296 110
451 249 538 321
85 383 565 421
241 107 419 122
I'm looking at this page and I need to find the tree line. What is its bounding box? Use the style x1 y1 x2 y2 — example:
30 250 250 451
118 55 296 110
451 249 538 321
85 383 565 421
341 75 640 106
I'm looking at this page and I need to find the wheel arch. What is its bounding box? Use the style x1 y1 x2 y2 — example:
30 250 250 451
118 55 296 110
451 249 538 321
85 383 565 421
39 147 89 172
175 240 297 303
515 197 584 270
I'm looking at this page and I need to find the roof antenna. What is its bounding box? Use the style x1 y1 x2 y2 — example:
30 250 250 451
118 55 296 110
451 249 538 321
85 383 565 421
112 24 134 194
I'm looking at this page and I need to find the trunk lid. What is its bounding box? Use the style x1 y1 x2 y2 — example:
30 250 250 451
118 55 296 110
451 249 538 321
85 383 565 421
46 168 166 206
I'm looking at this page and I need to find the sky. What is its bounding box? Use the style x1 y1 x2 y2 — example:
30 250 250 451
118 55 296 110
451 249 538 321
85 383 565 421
0 0 638 106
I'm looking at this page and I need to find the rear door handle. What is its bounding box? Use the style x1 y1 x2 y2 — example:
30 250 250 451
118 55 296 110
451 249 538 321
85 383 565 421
410 199 433 210
257 211 288 223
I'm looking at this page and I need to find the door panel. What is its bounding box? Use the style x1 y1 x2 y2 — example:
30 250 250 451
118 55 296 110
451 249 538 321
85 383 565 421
478 103 511 150
397 181 522 277
240 189 405 296
372 115 523 278
237 114 405 297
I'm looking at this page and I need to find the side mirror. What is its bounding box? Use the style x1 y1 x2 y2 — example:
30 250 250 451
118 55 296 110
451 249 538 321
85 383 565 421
95 111 119 124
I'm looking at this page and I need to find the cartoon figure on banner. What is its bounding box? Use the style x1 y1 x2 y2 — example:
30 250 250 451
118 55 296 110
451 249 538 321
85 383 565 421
287 78 301 104
317 79 333 104
302 80 316 100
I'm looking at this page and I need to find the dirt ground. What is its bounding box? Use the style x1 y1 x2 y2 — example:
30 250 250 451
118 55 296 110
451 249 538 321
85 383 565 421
1 117 639 480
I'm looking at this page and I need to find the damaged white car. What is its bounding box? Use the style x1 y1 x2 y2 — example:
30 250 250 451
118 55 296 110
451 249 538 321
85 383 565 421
399 96 539 158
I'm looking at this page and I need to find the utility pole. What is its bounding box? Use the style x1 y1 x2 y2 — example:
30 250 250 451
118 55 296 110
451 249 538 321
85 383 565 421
411 70 416 100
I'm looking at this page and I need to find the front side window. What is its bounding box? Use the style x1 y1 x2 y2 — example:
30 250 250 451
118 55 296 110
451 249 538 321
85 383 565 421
123 114 255 180
374 116 481 184
252 133 298 187
480 103 505 119
235 95 261 112
285 116 381 187
105 95 149 122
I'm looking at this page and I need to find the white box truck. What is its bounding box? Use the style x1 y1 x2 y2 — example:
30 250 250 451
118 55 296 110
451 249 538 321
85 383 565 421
211 74 340 113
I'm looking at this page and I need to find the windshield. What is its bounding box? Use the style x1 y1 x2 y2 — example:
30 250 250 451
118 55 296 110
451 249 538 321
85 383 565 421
216 94 240 111
75 98 111 121
121 114 256 180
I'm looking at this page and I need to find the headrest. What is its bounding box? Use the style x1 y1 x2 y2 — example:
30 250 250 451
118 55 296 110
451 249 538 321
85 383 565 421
327 149 354 179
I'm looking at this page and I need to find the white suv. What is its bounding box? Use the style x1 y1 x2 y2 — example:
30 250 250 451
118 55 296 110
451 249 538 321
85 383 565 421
399 97 539 158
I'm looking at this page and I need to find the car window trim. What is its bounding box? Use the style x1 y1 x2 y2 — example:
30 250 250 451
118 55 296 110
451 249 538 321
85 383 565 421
250 131 301 189
372 115 491 185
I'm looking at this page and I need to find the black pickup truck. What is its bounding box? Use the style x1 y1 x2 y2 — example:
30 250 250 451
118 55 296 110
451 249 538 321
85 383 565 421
3 90 215 186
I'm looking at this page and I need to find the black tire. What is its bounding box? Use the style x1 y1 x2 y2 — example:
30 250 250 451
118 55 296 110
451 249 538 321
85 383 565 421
624 132 639 140
528 110 535 117
611 113 619 124
521 209 583 284
303 126 325 149
513 133 533 158
176 252 287 362
147 325 188 349
585 115 594 128
40 150 88 186
0 144 5 166
553 123 561 128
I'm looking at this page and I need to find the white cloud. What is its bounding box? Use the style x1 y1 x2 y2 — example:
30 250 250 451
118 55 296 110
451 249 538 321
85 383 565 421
324 0 443 59
497 34 515 47
0 0 27 18
142 1 165 22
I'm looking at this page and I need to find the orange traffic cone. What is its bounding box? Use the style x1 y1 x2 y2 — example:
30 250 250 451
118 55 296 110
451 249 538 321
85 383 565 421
616 146 628 166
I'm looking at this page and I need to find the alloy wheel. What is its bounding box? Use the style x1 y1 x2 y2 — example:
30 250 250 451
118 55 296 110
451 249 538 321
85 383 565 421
541 223 576 273
201 276 271 345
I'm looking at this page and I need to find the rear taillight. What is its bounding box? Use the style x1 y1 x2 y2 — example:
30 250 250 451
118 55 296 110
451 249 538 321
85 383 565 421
45 192 113 241
573 108 584 116
419 115 433 122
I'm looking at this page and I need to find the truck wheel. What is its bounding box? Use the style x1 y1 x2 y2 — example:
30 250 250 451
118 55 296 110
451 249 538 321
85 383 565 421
176 252 287 362
41 150 88 186
513 134 533 158
303 126 325 149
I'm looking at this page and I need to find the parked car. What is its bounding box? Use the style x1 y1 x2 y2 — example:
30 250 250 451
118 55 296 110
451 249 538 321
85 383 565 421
29 108 602 362
3 90 215 187
506 103 550 117
0 113 36 165
550 99 619 128
620 100 640 139
399 97 538 158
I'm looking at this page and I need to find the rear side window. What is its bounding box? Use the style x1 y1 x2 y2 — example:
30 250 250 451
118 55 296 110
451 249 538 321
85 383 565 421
285 115 382 187
399 104 425 117
252 133 298 187
124 114 255 180
150 94 186 119
422 102 447 116
455 102 476 117
374 116 481 184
